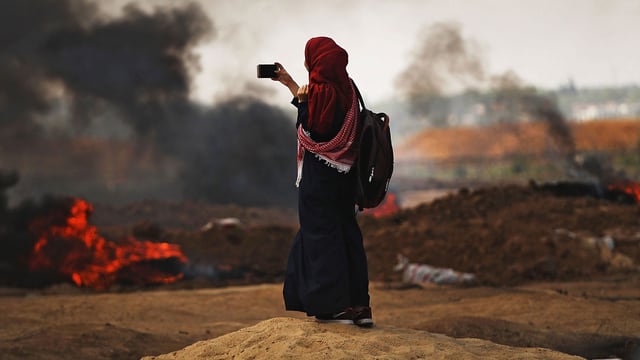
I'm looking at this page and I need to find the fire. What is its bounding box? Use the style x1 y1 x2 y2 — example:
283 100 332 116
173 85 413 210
608 180 640 202
363 192 400 218
28 198 187 289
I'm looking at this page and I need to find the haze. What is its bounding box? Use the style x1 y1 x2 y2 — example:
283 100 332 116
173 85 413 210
103 0 640 105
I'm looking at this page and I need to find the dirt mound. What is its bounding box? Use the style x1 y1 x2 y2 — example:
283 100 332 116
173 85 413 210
361 183 640 286
141 317 582 360
89 182 640 290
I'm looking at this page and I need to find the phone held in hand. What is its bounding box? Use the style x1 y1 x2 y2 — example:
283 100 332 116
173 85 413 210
257 64 277 78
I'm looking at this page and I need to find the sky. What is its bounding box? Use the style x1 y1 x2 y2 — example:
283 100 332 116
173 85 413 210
104 0 640 106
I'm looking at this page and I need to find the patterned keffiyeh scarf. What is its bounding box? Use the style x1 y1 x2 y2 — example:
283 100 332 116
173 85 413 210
296 80 360 186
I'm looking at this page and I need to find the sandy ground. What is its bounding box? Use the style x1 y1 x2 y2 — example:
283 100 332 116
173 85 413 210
1 278 639 360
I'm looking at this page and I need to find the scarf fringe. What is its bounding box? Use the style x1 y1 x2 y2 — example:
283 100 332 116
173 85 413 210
295 151 353 187
315 153 352 173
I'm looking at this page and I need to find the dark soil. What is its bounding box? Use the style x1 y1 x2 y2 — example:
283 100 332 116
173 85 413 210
89 182 640 289
361 184 640 286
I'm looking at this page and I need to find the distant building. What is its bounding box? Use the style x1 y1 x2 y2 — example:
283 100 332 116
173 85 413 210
571 101 640 122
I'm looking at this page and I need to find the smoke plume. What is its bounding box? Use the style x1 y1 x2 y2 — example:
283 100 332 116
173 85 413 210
0 0 297 208
396 22 485 99
395 22 485 128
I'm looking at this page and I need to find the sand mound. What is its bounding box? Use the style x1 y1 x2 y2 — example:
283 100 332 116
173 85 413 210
142 317 582 360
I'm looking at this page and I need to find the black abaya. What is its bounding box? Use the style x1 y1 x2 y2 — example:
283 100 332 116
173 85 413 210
283 99 370 316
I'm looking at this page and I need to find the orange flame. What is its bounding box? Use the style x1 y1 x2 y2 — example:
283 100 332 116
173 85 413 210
362 192 400 218
28 198 187 289
608 181 640 203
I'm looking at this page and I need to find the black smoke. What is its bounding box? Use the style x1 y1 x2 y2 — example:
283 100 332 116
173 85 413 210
0 0 297 208
1 0 211 141
39 2 212 139
0 170 69 287
166 99 298 208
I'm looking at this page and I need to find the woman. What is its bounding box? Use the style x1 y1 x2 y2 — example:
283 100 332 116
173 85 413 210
273 37 373 327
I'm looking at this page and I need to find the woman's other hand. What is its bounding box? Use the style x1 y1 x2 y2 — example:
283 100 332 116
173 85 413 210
297 84 308 103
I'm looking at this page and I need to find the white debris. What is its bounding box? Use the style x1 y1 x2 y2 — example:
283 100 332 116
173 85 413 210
200 217 242 232
394 254 476 286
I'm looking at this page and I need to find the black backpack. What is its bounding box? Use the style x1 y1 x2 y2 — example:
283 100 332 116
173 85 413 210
352 81 394 210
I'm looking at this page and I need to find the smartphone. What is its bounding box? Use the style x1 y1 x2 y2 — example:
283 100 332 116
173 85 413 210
257 64 278 78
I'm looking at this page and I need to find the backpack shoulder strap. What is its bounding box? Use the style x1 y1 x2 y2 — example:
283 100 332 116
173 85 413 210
351 79 391 132
351 79 367 110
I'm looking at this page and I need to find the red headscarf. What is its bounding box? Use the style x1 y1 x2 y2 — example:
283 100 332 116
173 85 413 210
305 37 352 135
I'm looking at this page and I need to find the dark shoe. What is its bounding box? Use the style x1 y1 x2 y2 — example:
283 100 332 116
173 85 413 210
315 308 354 324
353 306 374 327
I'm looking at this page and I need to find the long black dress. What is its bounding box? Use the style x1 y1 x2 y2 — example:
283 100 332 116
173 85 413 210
283 98 370 316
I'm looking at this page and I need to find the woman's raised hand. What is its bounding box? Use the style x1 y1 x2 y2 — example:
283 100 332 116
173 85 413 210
273 62 300 98
272 62 291 83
